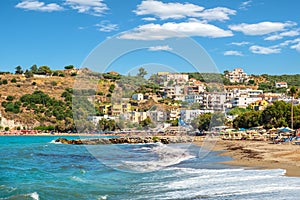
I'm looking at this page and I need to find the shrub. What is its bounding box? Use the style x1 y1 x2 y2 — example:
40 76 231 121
32 82 36 86
2 80 8 84
6 96 15 101
4 127 9 131
50 81 57 86
11 78 17 83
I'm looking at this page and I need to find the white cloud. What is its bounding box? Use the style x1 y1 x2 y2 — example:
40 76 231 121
142 17 157 21
291 43 300 52
65 0 108 16
224 51 244 56
134 0 204 20
148 45 173 51
239 0 252 10
134 0 235 21
231 41 250 46
264 30 300 41
229 21 296 36
249 45 281 54
197 7 236 21
16 0 63 12
96 20 119 32
119 21 233 40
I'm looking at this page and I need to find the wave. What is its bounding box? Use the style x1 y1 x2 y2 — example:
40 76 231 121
97 195 108 200
121 143 195 172
2 192 39 200
49 139 61 144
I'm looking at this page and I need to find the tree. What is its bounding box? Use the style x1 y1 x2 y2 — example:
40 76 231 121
64 65 74 70
191 113 212 131
233 110 262 129
139 117 152 128
24 70 33 78
15 66 23 74
30 64 38 73
137 67 147 78
37 66 51 75
289 86 298 129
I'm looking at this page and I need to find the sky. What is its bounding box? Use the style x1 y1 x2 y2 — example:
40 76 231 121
1 0 300 75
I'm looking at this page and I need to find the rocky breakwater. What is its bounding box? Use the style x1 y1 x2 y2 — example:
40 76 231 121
55 136 195 145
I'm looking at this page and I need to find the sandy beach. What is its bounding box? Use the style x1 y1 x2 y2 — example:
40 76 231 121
198 139 300 177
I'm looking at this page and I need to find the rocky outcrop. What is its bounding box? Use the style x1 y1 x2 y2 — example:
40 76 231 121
54 136 195 145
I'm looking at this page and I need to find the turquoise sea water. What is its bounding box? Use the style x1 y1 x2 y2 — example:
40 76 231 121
1 136 300 200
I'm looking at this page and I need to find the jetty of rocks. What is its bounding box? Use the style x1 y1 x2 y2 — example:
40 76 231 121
55 136 194 145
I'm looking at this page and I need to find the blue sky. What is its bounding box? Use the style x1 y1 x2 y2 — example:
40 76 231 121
1 0 300 75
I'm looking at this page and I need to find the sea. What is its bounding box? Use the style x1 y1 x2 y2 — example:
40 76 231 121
1 136 300 200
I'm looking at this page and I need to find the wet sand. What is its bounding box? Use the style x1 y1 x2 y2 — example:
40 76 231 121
196 139 300 177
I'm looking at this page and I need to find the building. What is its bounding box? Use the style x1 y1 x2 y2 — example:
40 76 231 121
107 103 131 116
249 100 269 111
124 111 148 123
225 68 249 83
132 93 144 101
185 92 226 112
166 74 189 82
168 109 180 121
275 82 288 88
160 86 184 100
147 110 167 122
180 110 206 123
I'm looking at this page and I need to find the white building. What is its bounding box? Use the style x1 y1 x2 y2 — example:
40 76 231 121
230 89 263 108
185 92 226 111
180 110 209 123
275 82 288 88
147 110 167 122
225 68 249 83
132 93 144 101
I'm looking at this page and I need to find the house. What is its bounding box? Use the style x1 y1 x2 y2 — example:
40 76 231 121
132 93 144 101
225 68 249 83
275 82 288 88
107 71 119 75
124 111 148 123
180 110 206 123
168 109 180 121
249 100 269 111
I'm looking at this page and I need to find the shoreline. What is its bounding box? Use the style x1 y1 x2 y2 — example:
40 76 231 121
2 134 300 177
195 139 300 177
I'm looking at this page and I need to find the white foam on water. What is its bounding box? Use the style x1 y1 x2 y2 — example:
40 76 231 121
49 140 61 144
97 195 108 200
122 143 195 172
30 192 39 200
143 167 300 200
70 176 86 183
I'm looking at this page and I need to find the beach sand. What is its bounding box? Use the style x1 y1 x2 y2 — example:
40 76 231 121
195 139 300 177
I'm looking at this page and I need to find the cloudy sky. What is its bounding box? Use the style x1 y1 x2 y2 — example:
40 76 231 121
1 0 300 75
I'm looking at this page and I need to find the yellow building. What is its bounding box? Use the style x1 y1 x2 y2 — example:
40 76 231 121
250 100 269 110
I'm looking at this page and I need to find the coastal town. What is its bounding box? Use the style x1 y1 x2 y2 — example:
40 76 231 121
0 66 299 144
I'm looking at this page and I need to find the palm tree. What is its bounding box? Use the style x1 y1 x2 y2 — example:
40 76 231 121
289 86 298 130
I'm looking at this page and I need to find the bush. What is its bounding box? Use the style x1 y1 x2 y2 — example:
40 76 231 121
11 78 17 83
2 80 8 84
16 84 21 88
5 127 9 131
70 72 77 76
32 82 36 86
50 81 57 86
6 96 15 101
64 65 74 70
52 71 59 76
